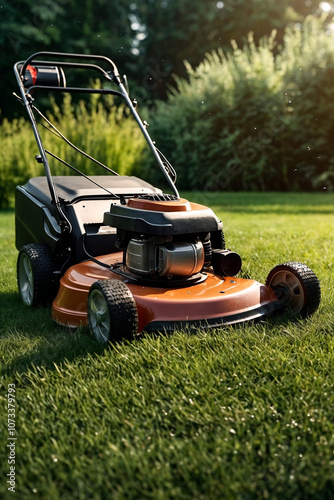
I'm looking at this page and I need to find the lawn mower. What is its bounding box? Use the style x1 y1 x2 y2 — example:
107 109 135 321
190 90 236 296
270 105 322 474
13 51 321 343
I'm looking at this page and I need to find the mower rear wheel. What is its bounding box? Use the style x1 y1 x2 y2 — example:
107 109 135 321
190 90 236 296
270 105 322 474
266 262 320 317
17 243 56 307
87 279 138 344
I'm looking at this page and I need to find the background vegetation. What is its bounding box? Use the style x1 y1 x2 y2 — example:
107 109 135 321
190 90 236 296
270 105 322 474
0 94 146 208
1 192 334 499
0 0 330 114
145 16 334 192
1 3 334 205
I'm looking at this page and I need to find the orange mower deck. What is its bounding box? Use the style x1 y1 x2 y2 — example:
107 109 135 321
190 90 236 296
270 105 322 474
52 252 280 333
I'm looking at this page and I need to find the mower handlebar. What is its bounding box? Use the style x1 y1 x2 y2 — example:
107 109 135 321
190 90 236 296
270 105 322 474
13 51 181 201
18 51 121 86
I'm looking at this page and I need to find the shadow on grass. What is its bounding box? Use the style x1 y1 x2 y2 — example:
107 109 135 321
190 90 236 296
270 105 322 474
0 292 105 380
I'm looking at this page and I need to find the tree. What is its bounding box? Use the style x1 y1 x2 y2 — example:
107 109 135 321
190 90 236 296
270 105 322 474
1 0 332 118
0 0 134 118
131 0 329 99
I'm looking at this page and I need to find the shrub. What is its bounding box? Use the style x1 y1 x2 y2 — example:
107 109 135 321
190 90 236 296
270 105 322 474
145 15 334 192
0 93 146 208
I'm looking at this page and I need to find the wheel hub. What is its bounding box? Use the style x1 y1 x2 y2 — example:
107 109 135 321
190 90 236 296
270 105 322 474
87 289 110 343
18 254 34 306
270 271 304 314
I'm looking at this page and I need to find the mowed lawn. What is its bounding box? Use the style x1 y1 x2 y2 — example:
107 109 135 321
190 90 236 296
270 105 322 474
0 192 334 500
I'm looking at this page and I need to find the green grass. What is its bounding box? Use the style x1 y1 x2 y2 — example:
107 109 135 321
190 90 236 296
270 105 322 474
1 192 334 500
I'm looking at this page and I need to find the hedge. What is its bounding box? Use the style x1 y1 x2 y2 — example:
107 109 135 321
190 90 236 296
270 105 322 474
143 15 334 193
2 16 334 207
0 93 146 208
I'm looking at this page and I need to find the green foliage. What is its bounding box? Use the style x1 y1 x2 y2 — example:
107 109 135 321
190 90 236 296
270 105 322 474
3 15 334 198
0 0 328 117
132 0 326 100
0 117 37 208
0 94 146 208
0 0 134 118
1 192 334 499
146 16 334 192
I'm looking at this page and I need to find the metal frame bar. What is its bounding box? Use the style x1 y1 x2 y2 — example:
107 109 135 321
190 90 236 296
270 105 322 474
14 60 60 223
13 51 180 224
27 86 123 98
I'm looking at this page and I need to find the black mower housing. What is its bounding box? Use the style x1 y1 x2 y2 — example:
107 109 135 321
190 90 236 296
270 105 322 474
15 175 163 267
15 175 223 273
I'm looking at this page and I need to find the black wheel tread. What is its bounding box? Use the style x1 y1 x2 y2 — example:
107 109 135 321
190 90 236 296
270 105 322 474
266 261 321 317
17 243 56 307
89 279 138 342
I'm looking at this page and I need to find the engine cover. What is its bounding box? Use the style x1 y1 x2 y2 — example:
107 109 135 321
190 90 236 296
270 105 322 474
104 198 223 236
126 237 204 278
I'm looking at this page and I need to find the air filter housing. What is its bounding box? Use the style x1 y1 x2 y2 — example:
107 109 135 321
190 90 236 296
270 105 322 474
212 249 242 277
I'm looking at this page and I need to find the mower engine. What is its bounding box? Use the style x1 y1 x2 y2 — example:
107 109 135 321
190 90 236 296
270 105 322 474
126 235 204 278
103 195 241 282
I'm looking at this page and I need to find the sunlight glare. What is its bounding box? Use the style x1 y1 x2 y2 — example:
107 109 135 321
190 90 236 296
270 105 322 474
320 1 332 12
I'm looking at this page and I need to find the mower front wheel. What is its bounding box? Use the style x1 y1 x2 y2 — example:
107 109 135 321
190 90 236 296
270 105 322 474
87 279 138 344
266 262 321 317
17 243 56 307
